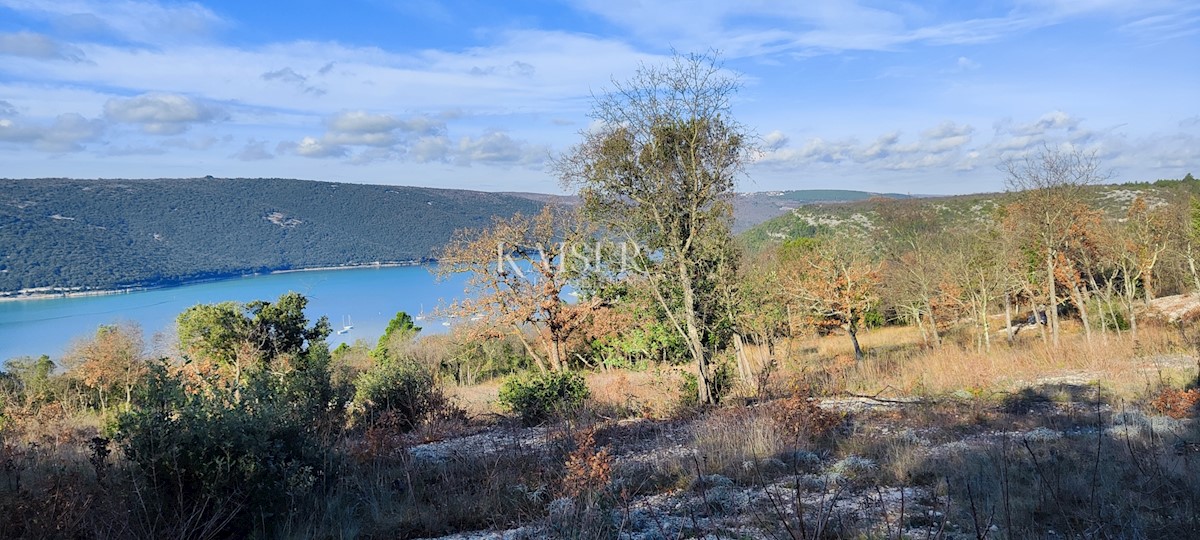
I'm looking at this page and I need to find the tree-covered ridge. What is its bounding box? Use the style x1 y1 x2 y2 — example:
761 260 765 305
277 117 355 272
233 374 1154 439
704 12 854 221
742 176 1200 249
0 177 543 293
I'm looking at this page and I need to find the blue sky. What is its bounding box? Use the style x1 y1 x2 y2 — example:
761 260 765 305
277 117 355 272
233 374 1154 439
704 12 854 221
0 1 1196 195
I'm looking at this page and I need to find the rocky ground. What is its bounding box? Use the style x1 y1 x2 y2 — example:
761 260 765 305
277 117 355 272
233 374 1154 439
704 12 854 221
409 366 1200 540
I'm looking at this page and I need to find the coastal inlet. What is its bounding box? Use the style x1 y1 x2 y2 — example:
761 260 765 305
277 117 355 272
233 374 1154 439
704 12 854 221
0 265 470 361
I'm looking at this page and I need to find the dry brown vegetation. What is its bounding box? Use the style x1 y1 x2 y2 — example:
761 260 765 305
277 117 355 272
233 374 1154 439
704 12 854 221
5 301 1200 539
5 53 1200 538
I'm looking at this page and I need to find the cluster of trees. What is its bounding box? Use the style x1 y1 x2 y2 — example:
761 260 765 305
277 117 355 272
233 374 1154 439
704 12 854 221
433 54 749 404
854 160 1198 355
0 292 451 537
0 178 542 293
2 51 1198 537
432 53 1200 405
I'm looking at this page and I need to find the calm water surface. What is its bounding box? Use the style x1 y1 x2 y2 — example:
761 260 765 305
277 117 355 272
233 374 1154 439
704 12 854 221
0 266 470 361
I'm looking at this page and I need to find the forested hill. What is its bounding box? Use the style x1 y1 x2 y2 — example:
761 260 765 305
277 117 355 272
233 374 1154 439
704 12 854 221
0 178 543 293
740 178 1199 249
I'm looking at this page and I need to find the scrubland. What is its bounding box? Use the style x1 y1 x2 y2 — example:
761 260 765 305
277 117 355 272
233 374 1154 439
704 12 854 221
5 315 1199 540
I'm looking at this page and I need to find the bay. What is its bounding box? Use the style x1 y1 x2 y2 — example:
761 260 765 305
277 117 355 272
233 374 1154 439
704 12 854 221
0 265 470 362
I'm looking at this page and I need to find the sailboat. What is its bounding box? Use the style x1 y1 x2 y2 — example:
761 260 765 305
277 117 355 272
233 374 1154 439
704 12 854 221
415 304 425 321
337 315 353 335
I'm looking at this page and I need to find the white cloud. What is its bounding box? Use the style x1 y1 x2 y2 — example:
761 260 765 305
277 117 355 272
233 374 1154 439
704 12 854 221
104 93 224 135
162 135 226 151
754 109 1199 191
410 135 452 163
287 136 347 158
323 130 397 148
261 67 326 96
262 67 306 84
1118 9 1200 42
0 0 1191 192
0 112 104 152
293 111 449 154
855 132 897 160
455 131 548 166
570 0 1199 57
762 130 789 151
283 109 545 167
327 111 401 134
0 29 661 123
0 31 85 61
0 0 224 46
323 110 445 144
759 119 977 172
106 144 166 156
921 121 974 153
233 139 273 161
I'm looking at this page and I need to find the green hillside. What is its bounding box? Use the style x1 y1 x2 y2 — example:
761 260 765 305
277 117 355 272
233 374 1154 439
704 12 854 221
731 189 912 233
741 179 1199 248
0 178 542 293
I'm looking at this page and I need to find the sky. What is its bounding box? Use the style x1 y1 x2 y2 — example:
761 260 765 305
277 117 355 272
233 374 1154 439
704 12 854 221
0 0 1197 195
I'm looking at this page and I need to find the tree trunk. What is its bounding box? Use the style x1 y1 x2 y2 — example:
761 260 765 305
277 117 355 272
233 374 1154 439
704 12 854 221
1127 289 1139 341
925 299 941 348
1144 264 1157 305
1188 247 1200 294
1072 284 1092 343
1004 292 1014 343
1088 273 1109 342
847 321 865 361
679 263 712 405
733 333 754 391
913 307 929 347
1105 279 1122 338
1129 302 1139 340
1122 266 1140 341
1047 250 1060 347
981 301 991 353
513 326 548 373
1035 300 1048 343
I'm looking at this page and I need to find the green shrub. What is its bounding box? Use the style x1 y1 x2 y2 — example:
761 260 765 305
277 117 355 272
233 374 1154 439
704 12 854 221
498 371 590 425
680 361 735 406
862 307 887 329
114 361 328 538
353 359 444 430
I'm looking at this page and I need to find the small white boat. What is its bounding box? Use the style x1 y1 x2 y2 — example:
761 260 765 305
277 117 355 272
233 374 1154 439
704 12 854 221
337 315 353 334
415 304 425 321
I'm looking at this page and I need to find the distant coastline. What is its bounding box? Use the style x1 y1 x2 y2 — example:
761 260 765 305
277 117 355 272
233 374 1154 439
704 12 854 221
0 260 426 303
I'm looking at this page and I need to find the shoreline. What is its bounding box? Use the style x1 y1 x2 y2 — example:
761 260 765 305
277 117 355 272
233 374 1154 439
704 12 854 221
0 261 426 303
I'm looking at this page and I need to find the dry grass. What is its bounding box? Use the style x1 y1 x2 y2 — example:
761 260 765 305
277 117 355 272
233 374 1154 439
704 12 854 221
9 316 1200 539
446 368 689 422
778 323 1190 399
691 406 789 478
443 378 503 419
586 368 687 419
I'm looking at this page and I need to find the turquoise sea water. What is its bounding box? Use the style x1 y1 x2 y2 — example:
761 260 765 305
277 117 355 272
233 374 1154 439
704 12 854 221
0 265 470 361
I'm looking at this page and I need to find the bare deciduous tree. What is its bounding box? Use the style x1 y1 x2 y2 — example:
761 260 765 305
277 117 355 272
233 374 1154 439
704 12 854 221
1002 144 1109 347
437 206 597 373
778 235 881 361
555 53 751 404
63 322 147 411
